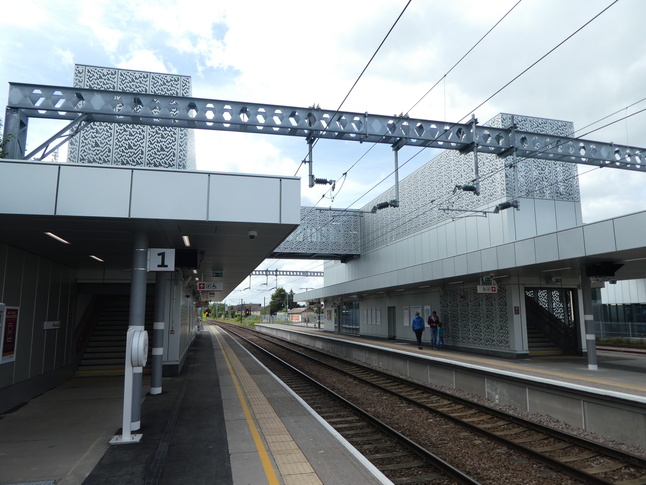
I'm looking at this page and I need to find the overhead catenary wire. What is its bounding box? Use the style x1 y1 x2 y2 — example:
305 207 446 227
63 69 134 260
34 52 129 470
357 103 646 251
307 0 522 207
293 0 412 178
233 1 636 299
326 0 625 215
331 0 621 211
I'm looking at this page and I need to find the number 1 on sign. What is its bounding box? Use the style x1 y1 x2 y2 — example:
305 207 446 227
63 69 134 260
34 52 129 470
157 251 168 267
148 248 176 272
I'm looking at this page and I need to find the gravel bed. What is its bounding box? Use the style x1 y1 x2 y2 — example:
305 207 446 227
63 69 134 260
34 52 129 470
227 326 646 483
245 335 580 484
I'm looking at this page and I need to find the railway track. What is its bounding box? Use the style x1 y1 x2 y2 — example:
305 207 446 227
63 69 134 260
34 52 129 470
217 322 646 484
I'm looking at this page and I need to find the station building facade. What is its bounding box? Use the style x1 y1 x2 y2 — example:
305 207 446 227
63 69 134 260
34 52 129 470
0 65 301 413
309 114 588 358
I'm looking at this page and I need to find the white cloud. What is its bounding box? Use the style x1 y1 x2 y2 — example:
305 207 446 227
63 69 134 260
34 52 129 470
0 0 49 27
579 167 646 223
3 0 646 301
116 49 172 74
76 2 124 53
53 48 76 70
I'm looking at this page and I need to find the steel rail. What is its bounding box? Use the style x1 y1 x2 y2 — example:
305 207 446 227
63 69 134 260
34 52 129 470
219 323 483 485
245 327 646 484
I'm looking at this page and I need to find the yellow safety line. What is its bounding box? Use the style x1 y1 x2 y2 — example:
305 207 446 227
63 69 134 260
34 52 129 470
66 436 102 477
212 329 281 485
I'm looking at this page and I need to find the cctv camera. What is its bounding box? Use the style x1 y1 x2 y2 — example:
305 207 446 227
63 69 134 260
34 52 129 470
248 230 257 240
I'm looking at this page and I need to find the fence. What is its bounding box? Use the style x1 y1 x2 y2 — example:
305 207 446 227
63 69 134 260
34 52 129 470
593 321 646 339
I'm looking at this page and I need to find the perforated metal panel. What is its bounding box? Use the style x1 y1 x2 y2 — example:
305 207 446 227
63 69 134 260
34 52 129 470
68 65 195 169
274 207 361 257
360 114 577 254
442 285 510 349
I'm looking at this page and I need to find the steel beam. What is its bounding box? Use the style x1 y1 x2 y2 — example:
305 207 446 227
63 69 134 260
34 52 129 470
6 82 646 170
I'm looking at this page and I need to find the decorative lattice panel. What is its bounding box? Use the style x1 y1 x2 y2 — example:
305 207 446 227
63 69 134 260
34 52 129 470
361 114 577 253
441 285 510 350
68 65 193 169
525 288 575 331
274 207 361 255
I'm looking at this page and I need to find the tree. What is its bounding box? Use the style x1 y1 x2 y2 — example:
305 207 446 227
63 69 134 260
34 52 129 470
269 287 302 314
269 287 288 314
0 121 11 159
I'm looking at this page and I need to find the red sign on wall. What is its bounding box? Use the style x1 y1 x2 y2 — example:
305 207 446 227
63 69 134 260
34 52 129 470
2 307 19 363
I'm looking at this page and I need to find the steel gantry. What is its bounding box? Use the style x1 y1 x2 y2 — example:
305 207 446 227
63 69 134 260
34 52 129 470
4 82 646 170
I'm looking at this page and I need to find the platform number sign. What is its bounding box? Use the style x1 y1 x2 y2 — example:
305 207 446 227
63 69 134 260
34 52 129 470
148 248 176 272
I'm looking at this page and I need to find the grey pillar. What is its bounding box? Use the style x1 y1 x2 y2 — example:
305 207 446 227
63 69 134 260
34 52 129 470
580 274 599 370
129 232 148 430
3 107 28 159
150 272 167 395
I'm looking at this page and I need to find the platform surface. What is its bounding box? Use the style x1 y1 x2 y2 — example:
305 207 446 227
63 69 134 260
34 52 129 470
0 326 387 485
263 323 646 400
2 322 646 484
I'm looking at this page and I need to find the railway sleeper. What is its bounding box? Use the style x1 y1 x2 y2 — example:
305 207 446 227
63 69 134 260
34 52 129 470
378 460 428 471
390 472 446 484
616 474 646 485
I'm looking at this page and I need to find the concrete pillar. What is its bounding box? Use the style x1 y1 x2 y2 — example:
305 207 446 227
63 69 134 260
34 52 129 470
150 272 167 395
129 231 148 430
580 274 599 370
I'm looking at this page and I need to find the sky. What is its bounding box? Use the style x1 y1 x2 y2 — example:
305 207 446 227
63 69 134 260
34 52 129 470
2 0 646 305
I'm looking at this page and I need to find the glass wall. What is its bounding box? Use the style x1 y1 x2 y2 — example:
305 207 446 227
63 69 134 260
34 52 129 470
340 301 360 336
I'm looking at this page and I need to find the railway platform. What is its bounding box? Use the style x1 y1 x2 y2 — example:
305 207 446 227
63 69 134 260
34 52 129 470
0 325 387 485
257 322 646 452
3 320 646 484
262 322 646 399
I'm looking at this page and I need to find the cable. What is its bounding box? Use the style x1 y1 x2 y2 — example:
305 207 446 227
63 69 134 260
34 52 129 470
458 0 620 124
574 97 646 136
310 0 523 204
340 0 624 213
294 0 412 177
247 0 633 297
406 0 522 115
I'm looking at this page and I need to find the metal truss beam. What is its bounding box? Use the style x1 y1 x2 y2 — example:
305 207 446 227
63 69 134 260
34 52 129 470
251 270 324 277
5 82 646 171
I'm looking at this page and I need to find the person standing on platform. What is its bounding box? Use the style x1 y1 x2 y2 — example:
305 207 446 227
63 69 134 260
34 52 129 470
428 311 440 349
411 311 425 350
437 319 444 349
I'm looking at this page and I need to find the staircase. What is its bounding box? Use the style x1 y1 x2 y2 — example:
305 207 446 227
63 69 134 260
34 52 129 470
526 321 562 356
76 296 152 376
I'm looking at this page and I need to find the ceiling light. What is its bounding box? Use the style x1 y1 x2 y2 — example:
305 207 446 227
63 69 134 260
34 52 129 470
89 255 104 262
540 267 570 273
419 285 430 288
193 269 198 274
45 232 70 244
395 288 405 292
448 280 463 285
182 235 191 247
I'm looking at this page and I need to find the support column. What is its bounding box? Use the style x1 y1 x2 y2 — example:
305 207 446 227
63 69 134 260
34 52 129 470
150 272 167 395
580 274 599 370
3 107 28 159
129 232 148 430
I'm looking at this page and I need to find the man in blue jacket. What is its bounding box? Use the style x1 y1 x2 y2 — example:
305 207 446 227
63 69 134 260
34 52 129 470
411 311 425 349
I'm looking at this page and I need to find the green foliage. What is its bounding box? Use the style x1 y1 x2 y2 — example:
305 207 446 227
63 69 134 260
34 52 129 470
0 121 11 159
596 337 646 347
268 287 301 314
